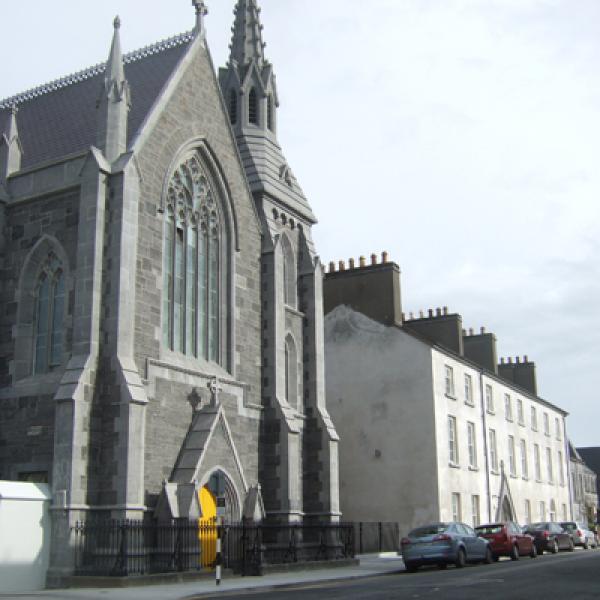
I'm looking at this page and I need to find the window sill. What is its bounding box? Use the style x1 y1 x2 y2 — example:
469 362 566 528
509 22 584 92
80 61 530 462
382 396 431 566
510 474 518 479
449 462 460 469
491 469 500 476
518 422 525 427
445 393 457 401
464 401 475 408
487 410 495 416
506 418 514 423
468 466 479 472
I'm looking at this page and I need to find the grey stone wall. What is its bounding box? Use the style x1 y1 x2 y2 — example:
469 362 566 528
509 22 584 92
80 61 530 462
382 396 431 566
0 189 79 481
132 42 262 496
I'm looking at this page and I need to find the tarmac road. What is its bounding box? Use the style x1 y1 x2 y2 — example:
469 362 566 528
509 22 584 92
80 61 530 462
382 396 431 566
193 548 600 600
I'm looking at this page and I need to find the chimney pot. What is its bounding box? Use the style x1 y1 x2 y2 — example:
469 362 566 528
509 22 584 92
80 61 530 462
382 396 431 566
359 256 366 268
516 356 520 364
339 260 345 271
469 328 474 336
436 307 442 317
419 310 424 318
443 306 448 315
371 253 377 265
409 312 414 320
349 258 355 269
428 309 433 318
508 357 513 364
500 357 505 364
328 261 336 273
524 355 529 363
480 326 486 335
462 328 466 336
382 251 389 263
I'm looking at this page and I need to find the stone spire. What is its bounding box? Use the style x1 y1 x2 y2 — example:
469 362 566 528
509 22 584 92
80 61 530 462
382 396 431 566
219 0 317 224
229 0 266 68
96 16 130 163
0 105 22 186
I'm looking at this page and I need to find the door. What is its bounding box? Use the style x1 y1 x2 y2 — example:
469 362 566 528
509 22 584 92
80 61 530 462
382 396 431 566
199 486 217 569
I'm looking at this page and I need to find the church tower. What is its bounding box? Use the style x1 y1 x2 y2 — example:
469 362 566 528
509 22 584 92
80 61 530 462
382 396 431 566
220 0 340 524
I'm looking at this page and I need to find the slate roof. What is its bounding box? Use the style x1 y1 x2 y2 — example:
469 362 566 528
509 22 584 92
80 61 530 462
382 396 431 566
578 447 600 476
0 32 194 170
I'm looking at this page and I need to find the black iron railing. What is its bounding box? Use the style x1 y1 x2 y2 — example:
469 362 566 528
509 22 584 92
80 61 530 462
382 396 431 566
72 519 355 577
354 522 400 554
73 519 210 576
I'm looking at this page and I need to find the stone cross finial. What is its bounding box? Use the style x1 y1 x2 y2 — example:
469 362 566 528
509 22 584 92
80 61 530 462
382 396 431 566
193 0 208 35
208 376 222 407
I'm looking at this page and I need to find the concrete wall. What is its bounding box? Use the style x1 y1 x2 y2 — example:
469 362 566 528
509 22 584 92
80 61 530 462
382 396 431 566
325 305 439 532
0 481 51 592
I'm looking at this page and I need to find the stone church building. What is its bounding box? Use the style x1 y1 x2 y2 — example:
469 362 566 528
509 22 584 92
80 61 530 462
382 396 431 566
0 0 339 577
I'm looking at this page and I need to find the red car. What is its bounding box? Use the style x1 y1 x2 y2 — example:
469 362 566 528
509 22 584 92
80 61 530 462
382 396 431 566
475 521 537 560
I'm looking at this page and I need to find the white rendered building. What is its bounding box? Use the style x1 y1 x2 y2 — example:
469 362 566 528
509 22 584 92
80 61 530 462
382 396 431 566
324 256 571 535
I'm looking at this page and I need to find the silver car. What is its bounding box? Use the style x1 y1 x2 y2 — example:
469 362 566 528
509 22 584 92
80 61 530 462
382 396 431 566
400 522 493 572
560 521 598 549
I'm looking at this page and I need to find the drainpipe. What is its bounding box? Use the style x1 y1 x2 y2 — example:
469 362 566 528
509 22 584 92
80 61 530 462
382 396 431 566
479 370 492 522
563 418 574 521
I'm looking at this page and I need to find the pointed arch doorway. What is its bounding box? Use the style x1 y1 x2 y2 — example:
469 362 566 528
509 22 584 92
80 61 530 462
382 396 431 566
198 469 241 568
501 496 514 521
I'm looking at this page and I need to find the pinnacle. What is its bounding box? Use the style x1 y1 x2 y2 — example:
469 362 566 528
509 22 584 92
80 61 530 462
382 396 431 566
229 0 266 67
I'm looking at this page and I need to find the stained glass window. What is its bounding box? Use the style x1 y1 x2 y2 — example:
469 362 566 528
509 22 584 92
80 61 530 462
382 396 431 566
33 254 65 374
163 153 227 364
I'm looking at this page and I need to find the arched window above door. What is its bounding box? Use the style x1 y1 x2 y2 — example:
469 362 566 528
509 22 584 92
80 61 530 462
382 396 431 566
162 151 230 366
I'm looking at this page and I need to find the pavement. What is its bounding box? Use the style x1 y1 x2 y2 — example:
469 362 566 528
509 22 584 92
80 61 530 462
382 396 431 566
0 554 405 600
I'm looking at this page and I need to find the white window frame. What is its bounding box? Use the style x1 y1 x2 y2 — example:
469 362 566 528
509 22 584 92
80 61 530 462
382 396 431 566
452 492 461 522
546 447 553 483
544 412 550 436
467 421 477 469
534 444 541 481
445 365 455 397
558 451 564 486
520 439 528 479
504 393 513 422
508 435 516 477
485 384 494 414
525 499 531 524
517 399 524 425
489 428 498 472
464 374 474 406
448 415 459 465
471 495 481 527
555 417 562 441
531 406 538 431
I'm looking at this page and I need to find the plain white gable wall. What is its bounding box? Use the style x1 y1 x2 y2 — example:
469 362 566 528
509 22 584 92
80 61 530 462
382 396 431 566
0 481 51 592
325 305 439 533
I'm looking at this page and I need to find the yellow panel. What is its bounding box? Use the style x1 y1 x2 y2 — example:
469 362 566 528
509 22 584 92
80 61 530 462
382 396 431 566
199 486 217 568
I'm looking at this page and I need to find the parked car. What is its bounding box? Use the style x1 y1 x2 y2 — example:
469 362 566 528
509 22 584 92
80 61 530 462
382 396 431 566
475 521 537 560
560 521 598 549
401 522 493 572
523 522 574 554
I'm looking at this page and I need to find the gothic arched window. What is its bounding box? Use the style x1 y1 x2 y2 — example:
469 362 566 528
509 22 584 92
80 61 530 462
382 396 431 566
33 254 65 374
248 88 258 125
229 89 237 125
163 153 228 364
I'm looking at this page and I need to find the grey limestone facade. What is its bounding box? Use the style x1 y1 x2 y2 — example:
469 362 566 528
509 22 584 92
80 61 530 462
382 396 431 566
0 0 339 581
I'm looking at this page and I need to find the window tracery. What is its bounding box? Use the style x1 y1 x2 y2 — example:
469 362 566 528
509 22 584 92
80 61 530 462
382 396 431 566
33 253 65 374
163 153 227 364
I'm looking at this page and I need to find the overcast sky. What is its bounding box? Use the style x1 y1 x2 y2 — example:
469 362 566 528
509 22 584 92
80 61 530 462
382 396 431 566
1 1 598 447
